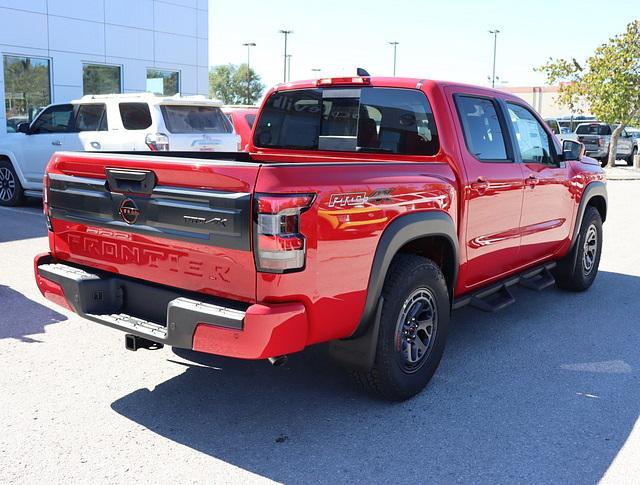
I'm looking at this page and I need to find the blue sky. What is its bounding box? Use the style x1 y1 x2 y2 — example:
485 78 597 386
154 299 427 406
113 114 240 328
209 0 637 90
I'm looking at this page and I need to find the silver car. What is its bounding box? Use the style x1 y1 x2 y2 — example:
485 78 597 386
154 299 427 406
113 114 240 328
575 123 635 167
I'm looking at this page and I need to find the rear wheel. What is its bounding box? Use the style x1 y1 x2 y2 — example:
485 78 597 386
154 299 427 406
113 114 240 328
554 206 602 291
350 254 449 401
0 160 24 207
599 157 608 168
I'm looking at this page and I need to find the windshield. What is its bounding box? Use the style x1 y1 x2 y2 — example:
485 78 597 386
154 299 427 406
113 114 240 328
253 87 439 156
576 124 612 136
160 105 233 134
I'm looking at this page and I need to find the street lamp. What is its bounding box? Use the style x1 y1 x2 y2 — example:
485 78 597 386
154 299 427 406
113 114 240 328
311 68 321 77
242 42 256 104
388 41 399 76
488 29 500 88
286 54 292 82
279 30 293 83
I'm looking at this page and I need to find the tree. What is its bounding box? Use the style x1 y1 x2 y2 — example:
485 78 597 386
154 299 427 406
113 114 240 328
537 20 640 167
208 64 264 105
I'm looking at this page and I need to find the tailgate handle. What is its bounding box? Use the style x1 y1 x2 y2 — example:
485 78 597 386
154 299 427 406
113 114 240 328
106 168 156 195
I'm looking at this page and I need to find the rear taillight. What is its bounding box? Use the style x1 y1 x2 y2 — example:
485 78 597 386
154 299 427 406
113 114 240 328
145 133 170 151
254 193 315 273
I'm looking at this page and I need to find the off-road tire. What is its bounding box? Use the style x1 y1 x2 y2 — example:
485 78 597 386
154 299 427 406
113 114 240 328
0 159 24 207
350 254 450 401
554 206 602 291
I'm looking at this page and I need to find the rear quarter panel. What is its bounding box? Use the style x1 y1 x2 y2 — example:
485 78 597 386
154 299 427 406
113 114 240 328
255 162 457 344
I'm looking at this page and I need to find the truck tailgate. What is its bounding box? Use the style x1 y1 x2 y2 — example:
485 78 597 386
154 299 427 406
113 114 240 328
45 151 261 303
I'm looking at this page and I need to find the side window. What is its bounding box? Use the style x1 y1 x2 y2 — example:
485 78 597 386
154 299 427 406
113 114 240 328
455 96 509 161
358 88 439 156
119 103 152 130
75 104 107 132
31 104 74 134
506 103 554 165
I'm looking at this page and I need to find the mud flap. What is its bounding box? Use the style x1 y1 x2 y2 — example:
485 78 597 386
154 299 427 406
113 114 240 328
328 296 384 371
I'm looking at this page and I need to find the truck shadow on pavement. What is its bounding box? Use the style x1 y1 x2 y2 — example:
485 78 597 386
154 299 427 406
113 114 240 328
111 270 639 484
0 285 67 342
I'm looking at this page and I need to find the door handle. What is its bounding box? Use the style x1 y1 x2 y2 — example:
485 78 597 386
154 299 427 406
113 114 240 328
526 174 539 187
51 140 62 146
471 176 489 194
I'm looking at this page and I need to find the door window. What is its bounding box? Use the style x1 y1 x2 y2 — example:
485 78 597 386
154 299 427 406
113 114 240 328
30 104 74 134
506 103 554 164
75 104 107 132
455 96 509 161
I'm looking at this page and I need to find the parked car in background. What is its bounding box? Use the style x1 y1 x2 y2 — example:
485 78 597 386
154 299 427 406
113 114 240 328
627 127 640 162
0 93 240 206
223 106 259 151
575 122 635 167
544 118 578 143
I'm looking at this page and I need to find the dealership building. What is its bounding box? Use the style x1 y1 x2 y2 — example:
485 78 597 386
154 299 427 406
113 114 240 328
0 0 209 134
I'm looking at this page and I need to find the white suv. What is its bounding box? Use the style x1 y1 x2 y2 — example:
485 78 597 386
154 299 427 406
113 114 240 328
0 93 240 206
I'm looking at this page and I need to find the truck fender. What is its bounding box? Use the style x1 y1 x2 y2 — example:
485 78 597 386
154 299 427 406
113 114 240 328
569 181 607 251
0 149 28 188
564 181 607 274
329 211 459 371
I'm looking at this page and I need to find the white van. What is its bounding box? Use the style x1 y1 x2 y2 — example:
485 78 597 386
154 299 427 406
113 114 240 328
0 93 240 206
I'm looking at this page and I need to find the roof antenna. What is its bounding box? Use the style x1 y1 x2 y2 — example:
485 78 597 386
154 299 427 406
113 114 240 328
357 67 370 77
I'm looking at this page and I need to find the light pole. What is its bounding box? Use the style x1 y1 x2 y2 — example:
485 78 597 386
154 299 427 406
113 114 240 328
279 30 293 82
489 29 500 88
388 41 399 76
242 42 256 104
286 54 292 82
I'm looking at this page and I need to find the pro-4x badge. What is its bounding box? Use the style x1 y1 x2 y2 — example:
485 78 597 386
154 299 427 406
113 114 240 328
328 189 393 208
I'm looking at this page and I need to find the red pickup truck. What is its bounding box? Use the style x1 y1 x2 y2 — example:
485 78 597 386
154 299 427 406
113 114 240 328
34 76 607 400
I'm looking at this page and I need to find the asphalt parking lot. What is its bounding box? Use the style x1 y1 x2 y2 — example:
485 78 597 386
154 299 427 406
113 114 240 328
1 181 639 485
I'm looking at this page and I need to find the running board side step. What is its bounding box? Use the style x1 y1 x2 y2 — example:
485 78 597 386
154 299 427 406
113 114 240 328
453 262 556 312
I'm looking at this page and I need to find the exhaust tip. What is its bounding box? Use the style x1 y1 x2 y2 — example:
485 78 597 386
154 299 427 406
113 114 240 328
268 355 288 367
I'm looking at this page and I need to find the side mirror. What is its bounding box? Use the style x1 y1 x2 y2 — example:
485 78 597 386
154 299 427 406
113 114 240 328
562 140 583 161
16 122 31 134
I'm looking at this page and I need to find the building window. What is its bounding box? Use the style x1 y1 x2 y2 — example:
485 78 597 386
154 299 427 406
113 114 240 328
83 64 121 95
3 55 51 133
146 69 179 96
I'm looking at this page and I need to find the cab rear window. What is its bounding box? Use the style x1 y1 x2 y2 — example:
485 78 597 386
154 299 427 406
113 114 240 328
576 124 612 135
253 87 439 155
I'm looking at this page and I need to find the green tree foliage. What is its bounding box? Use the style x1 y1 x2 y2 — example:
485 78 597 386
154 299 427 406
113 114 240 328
537 20 640 167
208 64 264 105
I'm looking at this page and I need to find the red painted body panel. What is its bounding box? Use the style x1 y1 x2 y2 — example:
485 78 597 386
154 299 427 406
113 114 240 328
35 77 606 360
255 162 456 344
192 302 307 359
34 252 73 311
